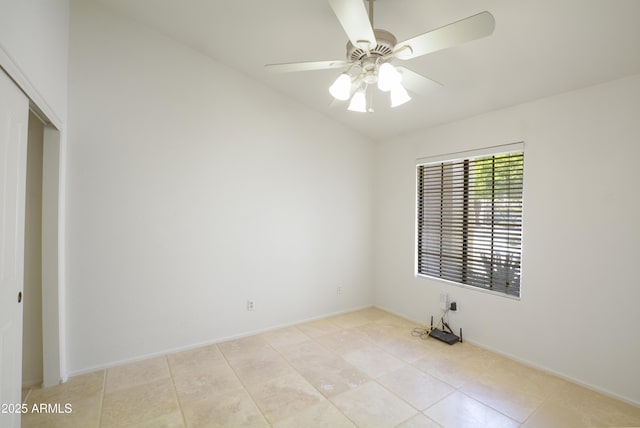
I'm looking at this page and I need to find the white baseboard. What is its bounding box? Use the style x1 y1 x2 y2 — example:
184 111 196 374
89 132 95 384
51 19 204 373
372 304 640 408
65 303 374 378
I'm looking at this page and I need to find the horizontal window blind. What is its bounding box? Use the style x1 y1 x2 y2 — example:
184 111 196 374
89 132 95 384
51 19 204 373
417 151 524 297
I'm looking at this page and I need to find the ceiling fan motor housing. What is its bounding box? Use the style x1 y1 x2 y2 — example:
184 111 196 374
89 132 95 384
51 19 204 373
265 2 496 111
346 29 397 61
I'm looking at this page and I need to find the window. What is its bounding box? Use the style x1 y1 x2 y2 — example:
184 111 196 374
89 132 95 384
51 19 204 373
416 144 524 297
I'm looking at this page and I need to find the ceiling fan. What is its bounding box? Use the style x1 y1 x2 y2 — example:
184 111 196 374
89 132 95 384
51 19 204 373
265 0 495 112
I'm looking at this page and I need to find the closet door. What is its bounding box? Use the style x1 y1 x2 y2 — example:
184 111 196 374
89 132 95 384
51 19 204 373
0 68 29 428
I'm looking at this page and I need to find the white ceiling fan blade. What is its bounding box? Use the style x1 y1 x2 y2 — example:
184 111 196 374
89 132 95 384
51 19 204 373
265 60 349 73
328 0 377 50
396 66 442 95
394 11 495 60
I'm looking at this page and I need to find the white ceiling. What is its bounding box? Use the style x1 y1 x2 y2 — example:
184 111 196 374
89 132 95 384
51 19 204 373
95 0 640 140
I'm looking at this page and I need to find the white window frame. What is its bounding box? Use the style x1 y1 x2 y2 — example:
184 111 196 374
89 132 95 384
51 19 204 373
415 142 525 299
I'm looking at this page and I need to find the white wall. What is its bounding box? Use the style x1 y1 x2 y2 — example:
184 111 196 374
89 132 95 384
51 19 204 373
66 1 374 374
0 0 69 125
1 0 68 385
374 73 640 405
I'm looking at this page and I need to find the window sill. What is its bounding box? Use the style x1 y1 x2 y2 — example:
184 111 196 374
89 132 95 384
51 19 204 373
416 273 521 301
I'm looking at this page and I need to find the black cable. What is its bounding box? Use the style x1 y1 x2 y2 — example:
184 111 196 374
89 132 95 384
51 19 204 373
412 308 458 339
442 319 453 334
411 327 430 340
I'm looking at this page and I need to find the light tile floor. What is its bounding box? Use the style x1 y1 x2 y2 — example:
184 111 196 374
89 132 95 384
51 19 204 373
21 308 640 427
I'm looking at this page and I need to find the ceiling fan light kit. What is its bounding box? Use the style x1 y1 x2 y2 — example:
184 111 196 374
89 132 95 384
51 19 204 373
348 88 367 112
390 84 411 108
377 62 401 92
266 0 495 113
329 73 352 100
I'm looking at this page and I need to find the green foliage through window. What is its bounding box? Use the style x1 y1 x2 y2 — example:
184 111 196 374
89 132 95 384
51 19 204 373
417 149 524 297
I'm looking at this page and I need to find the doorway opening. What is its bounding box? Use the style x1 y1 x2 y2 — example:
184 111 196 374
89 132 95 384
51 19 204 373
22 107 62 393
22 111 45 389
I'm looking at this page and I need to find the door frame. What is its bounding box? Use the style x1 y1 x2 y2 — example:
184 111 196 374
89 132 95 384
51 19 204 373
0 48 66 387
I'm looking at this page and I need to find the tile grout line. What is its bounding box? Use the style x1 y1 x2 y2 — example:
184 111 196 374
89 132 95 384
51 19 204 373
459 390 522 425
165 355 189 428
405 351 462 416
328 314 452 427
365 368 428 426
517 381 560 427
97 369 107 428
33 308 637 427
346 316 486 427
345 320 449 427
319 315 430 424
22 388 32 405
265 326 363 428
216 342 274 427
392 411 445 428
401 341 525 425
268 315 448 427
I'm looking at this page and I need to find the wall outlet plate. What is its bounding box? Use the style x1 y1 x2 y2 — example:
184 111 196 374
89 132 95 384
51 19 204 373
246 299 255 311
439 293 448 310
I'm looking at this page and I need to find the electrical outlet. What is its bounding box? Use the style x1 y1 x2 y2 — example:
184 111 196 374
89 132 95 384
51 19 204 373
337 286 343 295
246 299 255 311
439 293 448 310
